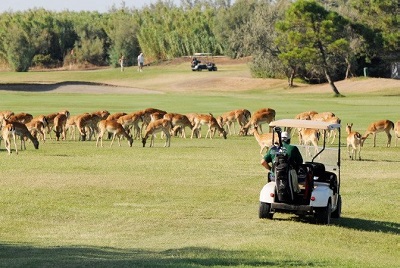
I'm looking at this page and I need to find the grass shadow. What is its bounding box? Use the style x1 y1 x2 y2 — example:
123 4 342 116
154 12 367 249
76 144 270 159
0 244 328 267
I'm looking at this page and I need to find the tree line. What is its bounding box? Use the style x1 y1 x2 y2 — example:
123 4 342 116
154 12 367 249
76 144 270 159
0 0 398 92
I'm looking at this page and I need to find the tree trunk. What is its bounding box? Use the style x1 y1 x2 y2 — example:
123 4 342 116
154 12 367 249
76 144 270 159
288 68 295 87
324 69 341 96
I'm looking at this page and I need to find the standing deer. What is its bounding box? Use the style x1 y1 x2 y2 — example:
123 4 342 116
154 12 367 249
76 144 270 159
2 122 18 155
250 124 278 155
394 120 400 147
346 123 362 160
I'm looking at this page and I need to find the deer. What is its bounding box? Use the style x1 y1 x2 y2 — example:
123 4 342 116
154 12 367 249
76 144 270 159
106 112 127 139
8 112 33 124
117 111 143 140
217 109 251 136
310 112 335 121
44 110 70 140
299 128 320 157
295 110 318 120
186 113 201 138
250 124 278 155
25 115 48 142
191 113 227 139
140 108 167 135
346 123 362 160
0 110 14 120
142 118 172 147
76 110 109 141
96 119 133 147
2 118 39 150
323 116 341 144
53 113 68 141
239 108 275 136
163 113 194 138
361 119 394 147
65 115 80 140
1 122 17 155
395 120 400 147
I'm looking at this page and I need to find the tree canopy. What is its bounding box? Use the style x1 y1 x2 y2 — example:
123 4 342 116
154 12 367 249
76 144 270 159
0 0 397 88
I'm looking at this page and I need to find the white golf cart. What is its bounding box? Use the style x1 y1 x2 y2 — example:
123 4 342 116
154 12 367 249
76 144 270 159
259 119 342 224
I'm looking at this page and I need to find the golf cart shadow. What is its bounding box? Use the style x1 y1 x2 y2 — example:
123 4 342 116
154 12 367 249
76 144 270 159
271 216 399 234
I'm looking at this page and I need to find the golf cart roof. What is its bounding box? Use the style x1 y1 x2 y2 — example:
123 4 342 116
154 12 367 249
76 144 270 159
269 119 340 130
193 53 212 57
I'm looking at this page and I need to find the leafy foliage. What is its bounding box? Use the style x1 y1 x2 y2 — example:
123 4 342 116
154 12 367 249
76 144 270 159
0 0 397 80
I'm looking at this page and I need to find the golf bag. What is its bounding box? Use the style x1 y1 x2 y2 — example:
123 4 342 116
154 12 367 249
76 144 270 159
274 153 295 202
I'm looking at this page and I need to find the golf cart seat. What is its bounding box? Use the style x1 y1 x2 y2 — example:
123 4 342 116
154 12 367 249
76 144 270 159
304 161 338 193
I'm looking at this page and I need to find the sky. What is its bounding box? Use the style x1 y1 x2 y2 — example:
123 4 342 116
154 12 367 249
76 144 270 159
0 0 180 13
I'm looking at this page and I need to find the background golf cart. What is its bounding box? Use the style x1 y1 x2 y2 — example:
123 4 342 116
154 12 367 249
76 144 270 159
259 119 342 225
191 53 217 71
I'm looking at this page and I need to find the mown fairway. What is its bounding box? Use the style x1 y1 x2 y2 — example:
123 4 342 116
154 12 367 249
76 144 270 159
0 62 399 267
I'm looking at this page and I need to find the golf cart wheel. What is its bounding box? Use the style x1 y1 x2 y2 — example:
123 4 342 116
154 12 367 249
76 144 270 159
213 67 217 71
259 202 274 219
314 200 331 225
331 195 342 218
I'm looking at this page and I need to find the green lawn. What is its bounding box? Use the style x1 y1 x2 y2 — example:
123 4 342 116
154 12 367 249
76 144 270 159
0 64 399 267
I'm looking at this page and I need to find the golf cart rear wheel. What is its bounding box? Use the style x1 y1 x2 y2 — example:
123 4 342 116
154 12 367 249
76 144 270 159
315 200 331 225
331 195 342 218
259 202 274 219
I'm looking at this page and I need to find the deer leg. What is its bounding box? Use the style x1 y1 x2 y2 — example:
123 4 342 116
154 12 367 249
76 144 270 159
386 132 392 147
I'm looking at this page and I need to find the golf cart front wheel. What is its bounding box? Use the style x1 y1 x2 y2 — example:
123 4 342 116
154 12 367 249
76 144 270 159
259 202 274 219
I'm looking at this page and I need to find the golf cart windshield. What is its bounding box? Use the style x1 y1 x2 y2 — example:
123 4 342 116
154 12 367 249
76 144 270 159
269 119 341 173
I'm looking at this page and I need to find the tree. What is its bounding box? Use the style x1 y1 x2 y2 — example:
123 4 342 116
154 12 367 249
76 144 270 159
276 0 353 95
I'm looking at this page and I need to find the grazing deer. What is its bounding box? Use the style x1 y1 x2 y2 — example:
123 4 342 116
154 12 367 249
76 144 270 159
140 108 167 135
117 111 143 140
142 118 172 147
2 119 39 150
54 113 69 141
76 110 109 141
295 111 318 120
163 113 193 138
361 119 394 147
239 108 275 135
191 113 227 139
346 123 362 160
395 120 400 147
2 122 17 155
96 120 133 147
217 109 251 136
299 128 320 157
25 115 48 142
251 124 278 155
8 112 33 124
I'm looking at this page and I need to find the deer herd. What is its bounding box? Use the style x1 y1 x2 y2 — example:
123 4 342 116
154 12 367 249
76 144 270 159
0 108 399 160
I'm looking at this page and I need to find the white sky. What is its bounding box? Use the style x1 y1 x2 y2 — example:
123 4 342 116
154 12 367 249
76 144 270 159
0 0 180 13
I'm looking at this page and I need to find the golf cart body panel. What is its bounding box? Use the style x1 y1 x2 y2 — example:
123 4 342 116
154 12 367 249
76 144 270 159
259 119 342 224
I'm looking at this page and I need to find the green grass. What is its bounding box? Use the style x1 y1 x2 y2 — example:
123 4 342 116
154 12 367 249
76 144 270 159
0 64 399 267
